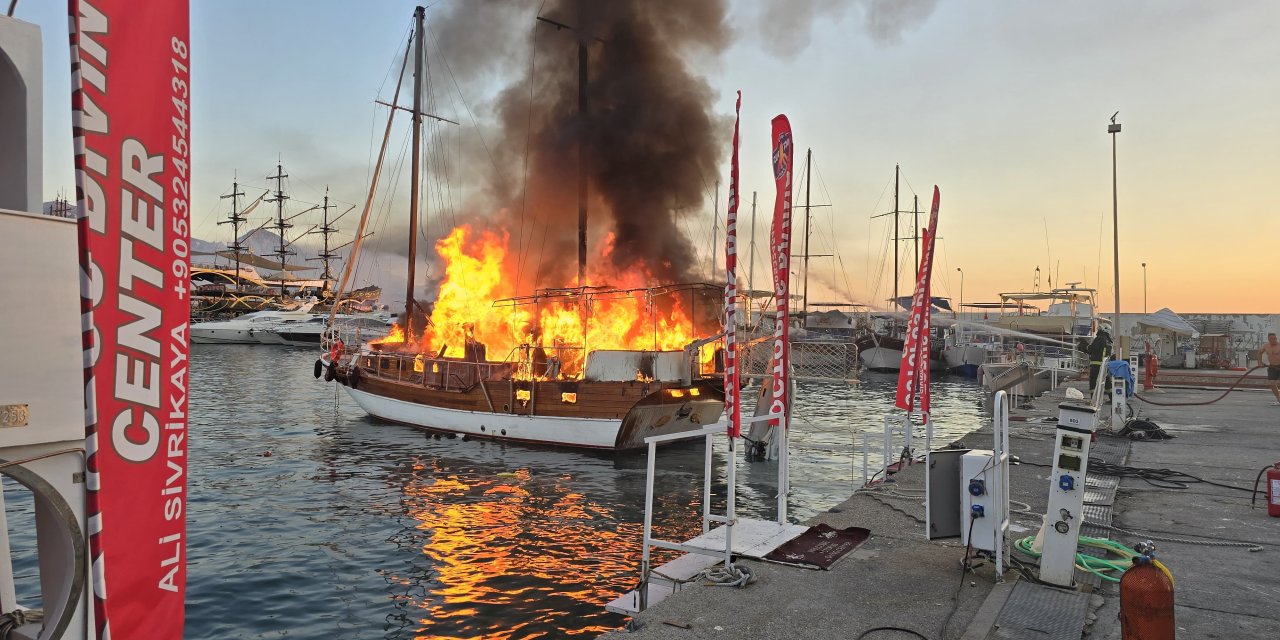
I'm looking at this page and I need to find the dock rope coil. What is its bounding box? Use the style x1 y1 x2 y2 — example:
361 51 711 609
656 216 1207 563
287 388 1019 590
699 563 755 588
0 609 44 639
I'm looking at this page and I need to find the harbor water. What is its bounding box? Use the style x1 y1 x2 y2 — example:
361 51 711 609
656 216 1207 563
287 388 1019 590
6 346 987 638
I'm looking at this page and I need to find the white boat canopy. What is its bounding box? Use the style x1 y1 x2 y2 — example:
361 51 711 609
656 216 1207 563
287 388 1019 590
1136 308 1199 338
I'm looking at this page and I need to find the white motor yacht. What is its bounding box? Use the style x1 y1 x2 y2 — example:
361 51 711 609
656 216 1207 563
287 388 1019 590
190 299 320 344
266 313 394 347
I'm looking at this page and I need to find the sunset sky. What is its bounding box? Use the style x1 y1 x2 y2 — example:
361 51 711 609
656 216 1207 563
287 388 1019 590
23 0 1280 313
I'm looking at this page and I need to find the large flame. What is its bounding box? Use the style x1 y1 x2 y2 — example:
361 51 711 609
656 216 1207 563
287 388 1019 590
373 225 718 378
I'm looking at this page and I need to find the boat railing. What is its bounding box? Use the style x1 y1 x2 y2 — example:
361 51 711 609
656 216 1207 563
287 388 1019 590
634 414 774 614
353 342 591 390
357 350 517 393
858 412 922 487
740 339 860 382
982 343 1085 370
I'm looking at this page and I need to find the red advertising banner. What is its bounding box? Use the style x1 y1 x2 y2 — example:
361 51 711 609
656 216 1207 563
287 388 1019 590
724 92 741 437
70 0 191 636
895 186 941 417
767 116 794 428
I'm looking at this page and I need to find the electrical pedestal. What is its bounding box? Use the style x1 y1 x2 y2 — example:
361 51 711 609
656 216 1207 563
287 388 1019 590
1039 402 1098 587
1111 376 1128 426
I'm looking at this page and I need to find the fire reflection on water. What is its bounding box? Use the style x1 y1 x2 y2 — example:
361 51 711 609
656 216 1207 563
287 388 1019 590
385 458 699 639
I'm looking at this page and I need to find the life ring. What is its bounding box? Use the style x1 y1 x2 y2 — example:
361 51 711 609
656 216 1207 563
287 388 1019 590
313 359 323 379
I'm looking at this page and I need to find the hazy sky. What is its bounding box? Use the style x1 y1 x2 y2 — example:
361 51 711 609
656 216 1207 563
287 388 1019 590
22 0 1280 313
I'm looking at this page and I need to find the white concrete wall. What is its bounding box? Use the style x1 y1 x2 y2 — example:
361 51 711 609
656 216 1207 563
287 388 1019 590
0 16 42 213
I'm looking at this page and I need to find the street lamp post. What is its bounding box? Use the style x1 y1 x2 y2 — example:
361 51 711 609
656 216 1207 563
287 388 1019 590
1141 262 1147 314
956 267 964 321
1109 112 1122 355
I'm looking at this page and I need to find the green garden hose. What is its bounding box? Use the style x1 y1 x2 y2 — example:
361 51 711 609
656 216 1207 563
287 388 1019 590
1014 535 1143 583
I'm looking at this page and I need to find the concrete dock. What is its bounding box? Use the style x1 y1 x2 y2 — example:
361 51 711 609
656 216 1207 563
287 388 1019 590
604 383 1280 639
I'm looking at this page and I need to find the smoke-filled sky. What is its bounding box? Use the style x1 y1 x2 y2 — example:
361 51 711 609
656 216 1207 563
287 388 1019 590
23 0 1280 313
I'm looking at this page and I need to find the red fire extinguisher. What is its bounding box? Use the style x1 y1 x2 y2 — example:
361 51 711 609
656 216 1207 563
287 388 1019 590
1258 462 1280 518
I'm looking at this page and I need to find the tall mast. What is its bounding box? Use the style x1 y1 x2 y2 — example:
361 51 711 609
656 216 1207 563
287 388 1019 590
218 176 246 289
533 13 595 288
405 5 425 337
577 33 588 288
309 187 338 289
802 148 812 316
711 181 719 280
266 161 291 299
912 194 919 275
893 164 899 305
748 191 757 323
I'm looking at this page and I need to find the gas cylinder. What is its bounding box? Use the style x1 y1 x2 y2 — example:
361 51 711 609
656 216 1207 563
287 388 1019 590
1143 354 1158 391
1268 462 1280 518
1120 552 1175 639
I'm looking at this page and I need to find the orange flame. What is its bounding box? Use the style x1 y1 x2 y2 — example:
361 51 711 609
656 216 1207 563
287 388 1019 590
377 224 717 378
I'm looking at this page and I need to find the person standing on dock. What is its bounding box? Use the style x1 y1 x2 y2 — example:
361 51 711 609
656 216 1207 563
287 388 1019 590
1088 329 1112 391
1259 332 1280 405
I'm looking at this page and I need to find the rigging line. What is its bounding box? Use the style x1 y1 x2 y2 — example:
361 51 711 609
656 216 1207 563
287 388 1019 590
421 60 443 247
1043 217 1053 289
366 24 413 193
515 0 546 295
811 160 844 301
897 168 920 199
863 172 894 299
425 19 500 179
423 39 455 235
368 130 415 295
429 87 458 233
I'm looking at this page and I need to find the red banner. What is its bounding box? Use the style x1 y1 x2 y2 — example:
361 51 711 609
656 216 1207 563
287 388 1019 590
71 0 191 636
768 116 794 427
724 92 742 437
895 186 941 416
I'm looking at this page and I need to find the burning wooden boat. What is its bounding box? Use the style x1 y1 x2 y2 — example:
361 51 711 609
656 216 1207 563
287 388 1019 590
321 7 726 449
332 283 725 450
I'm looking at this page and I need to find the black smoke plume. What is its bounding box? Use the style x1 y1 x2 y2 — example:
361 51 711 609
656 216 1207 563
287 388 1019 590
430 0 731 290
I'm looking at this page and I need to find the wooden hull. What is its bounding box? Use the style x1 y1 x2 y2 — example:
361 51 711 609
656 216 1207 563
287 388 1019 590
339 363 724 450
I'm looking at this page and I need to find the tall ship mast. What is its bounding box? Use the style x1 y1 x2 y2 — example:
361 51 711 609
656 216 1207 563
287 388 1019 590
218 177 247 289
307 187 339 294
265 162 293 298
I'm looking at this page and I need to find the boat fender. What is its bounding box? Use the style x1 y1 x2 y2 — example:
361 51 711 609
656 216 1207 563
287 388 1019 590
324 363 336 382
313 359 324 379
349 367 361 389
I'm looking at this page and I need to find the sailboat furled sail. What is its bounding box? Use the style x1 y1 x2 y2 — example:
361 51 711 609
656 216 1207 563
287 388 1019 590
895 187 941 417
70 0 191 636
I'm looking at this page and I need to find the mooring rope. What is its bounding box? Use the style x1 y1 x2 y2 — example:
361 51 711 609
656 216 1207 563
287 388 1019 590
1090 522 1264 552
1134 365 1263 406
700 563 755 588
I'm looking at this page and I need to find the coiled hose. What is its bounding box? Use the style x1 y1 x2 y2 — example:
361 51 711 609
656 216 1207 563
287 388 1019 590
1013 535 1170 584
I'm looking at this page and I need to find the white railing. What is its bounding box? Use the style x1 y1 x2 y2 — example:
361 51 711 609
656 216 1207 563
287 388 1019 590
637 414 775 612
991 390 1011 580
741 340 858 382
